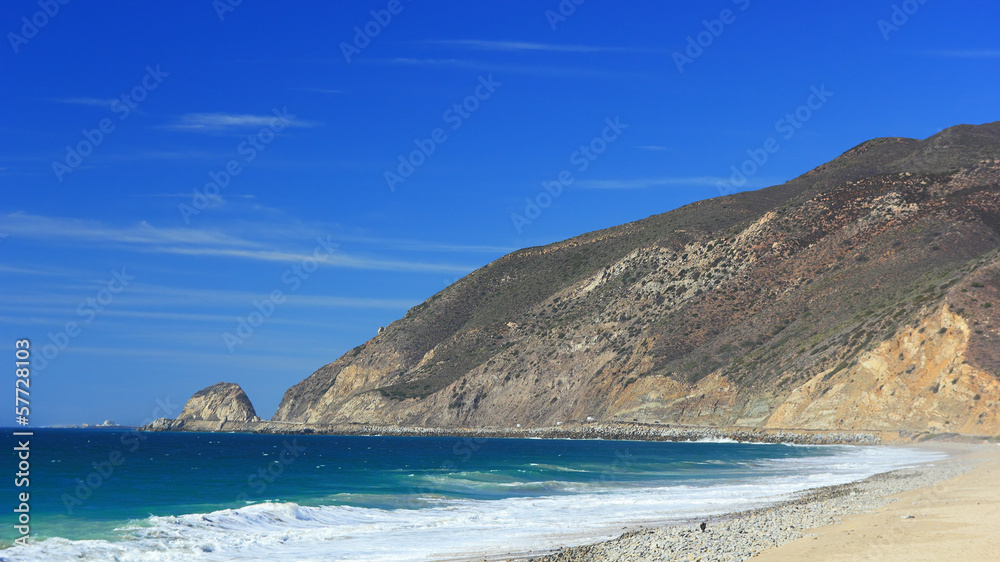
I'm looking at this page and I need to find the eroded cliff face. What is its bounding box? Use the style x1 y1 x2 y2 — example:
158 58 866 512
766 305 1000 433
271 124 1000 435
178 382 260 423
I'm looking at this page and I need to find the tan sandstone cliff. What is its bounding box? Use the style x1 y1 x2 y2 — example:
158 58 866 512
176 124 1000 437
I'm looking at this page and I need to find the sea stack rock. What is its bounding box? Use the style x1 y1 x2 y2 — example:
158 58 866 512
177 382 260 423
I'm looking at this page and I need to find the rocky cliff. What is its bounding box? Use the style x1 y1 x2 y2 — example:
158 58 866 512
177 382 260 423
270 123 1000 435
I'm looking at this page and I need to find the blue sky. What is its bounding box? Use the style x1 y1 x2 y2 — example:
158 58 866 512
1 0 998 426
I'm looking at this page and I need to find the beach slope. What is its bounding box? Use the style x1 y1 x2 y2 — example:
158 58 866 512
755 449 1000 561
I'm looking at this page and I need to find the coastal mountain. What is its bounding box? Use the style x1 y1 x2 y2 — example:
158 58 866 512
197 123 1000 436
177 382 260 423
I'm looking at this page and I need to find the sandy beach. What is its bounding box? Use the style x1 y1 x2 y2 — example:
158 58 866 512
755 445 1000 561
520 442 999 562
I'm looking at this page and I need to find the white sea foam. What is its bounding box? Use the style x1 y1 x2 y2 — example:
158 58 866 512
2 446 945 561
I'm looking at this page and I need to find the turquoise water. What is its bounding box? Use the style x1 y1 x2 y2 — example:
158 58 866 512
0 428 943 561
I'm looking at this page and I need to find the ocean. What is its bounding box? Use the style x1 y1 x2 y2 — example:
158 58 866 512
0 428 944 561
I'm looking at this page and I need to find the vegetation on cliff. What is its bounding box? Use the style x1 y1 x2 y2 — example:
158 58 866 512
270 123 1000 434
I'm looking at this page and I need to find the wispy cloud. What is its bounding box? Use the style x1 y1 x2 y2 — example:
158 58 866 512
0 315 52 326
50 97 116 107
920 49 1000 58
123 284 419 311
59 347 337 372
418 40 660 54
129 193 204 199
0 284 419 314
636 145 673 152
155 246 474 273
376 58 644 80
1 213 261 248
299 87 343 94
163 112 321 133
130 193 256 200
111 149 227 161
0 264 73 276
339 235 515 254
575 177 730 189
288 294 418 309
0 308 321 327
0 213 476 274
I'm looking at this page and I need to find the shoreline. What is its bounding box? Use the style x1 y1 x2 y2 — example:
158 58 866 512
140 418 924 445
140 417 1000 446
498 443 998 562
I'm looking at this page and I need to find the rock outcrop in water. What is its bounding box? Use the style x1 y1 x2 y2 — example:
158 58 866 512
177 382 260 423
266 123 1000 436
